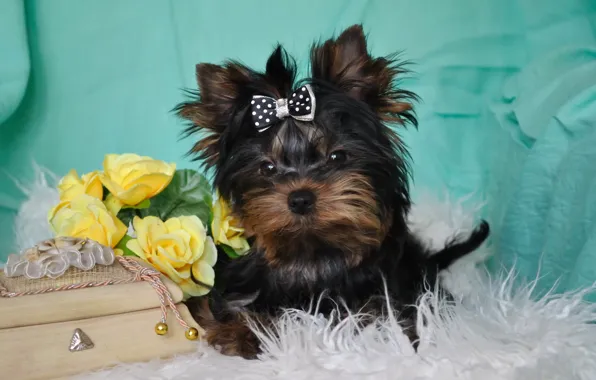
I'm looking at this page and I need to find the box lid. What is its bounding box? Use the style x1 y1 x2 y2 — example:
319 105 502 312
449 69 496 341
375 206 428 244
0 258 184 329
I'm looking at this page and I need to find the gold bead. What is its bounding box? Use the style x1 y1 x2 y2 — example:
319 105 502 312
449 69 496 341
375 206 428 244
185 327 199 340
155 322 168 335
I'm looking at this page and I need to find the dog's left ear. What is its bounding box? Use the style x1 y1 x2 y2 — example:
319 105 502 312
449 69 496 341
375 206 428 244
177 47 297 168
176 62 254 167
311 24 416 125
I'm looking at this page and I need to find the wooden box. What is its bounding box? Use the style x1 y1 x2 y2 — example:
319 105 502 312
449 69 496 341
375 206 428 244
0 258 202 380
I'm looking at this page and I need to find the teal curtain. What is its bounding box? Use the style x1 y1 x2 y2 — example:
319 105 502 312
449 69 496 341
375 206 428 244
1 0 595 297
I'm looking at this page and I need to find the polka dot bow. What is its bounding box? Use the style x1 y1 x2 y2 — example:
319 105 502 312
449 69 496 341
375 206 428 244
250 84 316 132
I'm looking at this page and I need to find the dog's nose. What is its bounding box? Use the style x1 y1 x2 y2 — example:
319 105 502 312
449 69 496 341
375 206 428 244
287 190 316 215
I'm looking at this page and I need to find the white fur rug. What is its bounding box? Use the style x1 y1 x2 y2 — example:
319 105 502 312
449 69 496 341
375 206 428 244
10 167 596 380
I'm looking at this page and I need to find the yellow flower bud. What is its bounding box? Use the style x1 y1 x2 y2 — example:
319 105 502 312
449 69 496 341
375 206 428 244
211 193 250 255
98 153 176 206
57 170 103 202
126 215 217 297
48 194 127 248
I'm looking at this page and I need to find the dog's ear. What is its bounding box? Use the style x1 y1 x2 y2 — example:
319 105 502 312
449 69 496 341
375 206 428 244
176 62 253 167
310 24 417 125
177 48 297 168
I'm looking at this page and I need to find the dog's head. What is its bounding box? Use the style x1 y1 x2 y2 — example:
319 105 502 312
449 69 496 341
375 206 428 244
177 25 417 270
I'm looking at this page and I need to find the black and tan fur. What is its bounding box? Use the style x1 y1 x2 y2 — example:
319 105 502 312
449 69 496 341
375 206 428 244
177 25 489 359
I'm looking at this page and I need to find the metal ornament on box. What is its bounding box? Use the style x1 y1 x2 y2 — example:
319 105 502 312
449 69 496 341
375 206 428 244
4 237 115 279
69 328 95 352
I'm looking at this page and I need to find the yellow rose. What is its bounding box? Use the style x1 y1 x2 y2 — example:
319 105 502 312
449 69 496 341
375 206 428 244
48 194 127 248
211 193 250 255
98 153 176 207
57 169 103 202
127 215 217 297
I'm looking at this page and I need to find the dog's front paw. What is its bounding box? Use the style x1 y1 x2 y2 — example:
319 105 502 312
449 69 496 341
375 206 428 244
204 319 261 360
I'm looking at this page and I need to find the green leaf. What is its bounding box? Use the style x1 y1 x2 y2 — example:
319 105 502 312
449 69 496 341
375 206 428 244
221 244 241 259
117 208 136 228
122 199 151 210
140 169 213 225
115 234 138 257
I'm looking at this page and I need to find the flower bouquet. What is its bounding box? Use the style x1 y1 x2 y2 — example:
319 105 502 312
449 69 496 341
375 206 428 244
46 153 250 298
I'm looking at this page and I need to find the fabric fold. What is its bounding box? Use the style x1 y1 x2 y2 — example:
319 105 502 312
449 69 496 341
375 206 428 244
491 49 596 298
0 0 30 125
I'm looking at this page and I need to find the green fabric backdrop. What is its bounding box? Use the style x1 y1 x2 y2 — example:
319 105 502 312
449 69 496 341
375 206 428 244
1 0 595 297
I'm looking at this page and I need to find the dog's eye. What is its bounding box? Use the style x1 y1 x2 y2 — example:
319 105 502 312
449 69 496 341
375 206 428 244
259 161 277 176
328 150 347 163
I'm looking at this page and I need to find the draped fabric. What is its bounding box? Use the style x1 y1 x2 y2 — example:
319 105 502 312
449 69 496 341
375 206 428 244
1 0 595 297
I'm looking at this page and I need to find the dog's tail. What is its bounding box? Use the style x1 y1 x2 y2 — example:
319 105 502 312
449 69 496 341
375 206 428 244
427 220 490 271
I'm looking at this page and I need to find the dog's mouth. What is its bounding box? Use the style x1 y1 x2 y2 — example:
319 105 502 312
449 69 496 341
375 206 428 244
254 214 383 268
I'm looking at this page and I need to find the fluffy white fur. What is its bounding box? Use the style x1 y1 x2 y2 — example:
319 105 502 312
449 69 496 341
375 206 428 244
12 167 596 380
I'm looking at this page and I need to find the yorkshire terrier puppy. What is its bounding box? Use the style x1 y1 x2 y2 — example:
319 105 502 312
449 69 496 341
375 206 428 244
177 25 489 359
